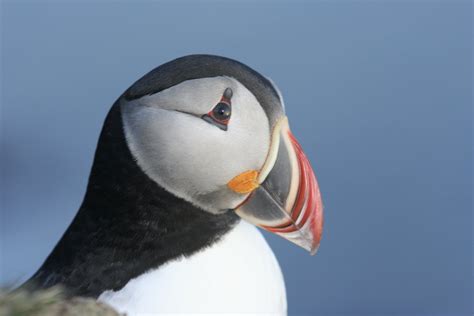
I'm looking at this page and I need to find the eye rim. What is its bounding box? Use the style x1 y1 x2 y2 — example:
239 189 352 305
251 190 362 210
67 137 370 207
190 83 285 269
201 88 233 131
202 101 231 131
209 101 231 124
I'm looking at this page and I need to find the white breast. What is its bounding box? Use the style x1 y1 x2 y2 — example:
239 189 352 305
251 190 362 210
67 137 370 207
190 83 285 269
98 221 287 315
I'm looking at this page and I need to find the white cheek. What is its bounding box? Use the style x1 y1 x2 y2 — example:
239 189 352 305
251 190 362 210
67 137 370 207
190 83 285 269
121 77 271 213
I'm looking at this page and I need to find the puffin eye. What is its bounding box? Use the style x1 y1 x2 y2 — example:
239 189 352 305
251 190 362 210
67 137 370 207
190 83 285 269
211 102 231 122
201 88 233 131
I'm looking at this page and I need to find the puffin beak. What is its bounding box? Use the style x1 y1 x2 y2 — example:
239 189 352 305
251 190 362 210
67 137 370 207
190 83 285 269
228 117 324 254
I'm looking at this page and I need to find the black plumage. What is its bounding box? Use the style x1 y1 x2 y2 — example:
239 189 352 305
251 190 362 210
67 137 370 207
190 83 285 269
25 103 238 297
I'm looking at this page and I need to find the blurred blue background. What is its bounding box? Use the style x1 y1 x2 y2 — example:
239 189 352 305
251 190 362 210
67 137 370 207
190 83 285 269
1 1 472 315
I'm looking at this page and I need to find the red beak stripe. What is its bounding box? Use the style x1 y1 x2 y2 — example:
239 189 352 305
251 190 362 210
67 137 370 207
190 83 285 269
261 131 323 249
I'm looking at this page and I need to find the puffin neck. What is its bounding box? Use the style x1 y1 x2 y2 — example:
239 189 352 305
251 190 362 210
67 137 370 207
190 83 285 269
26 102 239 298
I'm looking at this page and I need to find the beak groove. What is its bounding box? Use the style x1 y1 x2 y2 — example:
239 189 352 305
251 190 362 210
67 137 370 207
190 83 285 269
260 131 323 254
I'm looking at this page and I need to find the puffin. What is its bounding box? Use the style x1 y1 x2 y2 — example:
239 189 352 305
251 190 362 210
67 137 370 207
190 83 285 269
22 55 324 315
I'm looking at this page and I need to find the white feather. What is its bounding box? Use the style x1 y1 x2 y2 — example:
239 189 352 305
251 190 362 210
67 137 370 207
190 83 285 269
98 221 287 315
121 77 271 214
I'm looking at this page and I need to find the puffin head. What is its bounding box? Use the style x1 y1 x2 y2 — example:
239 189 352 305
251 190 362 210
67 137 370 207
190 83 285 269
120 55 323 253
